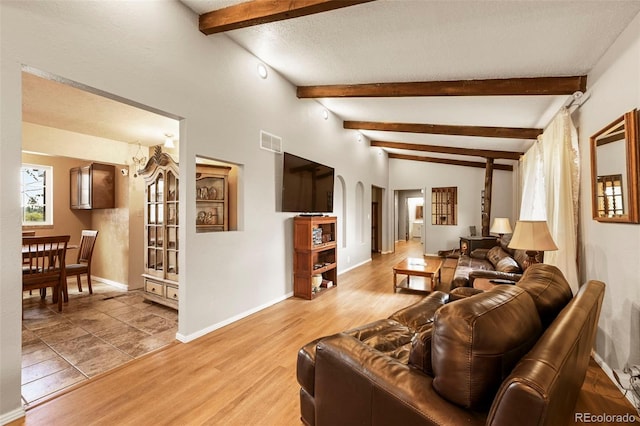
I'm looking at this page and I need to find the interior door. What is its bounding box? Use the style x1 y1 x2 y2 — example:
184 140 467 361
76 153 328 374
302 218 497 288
371 201 379 252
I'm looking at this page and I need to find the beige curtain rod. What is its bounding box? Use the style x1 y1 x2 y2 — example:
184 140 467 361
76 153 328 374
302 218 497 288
563 90 590 109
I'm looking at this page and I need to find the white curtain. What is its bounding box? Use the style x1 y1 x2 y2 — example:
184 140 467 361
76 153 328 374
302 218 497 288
519 108 580 292
518 140 546 220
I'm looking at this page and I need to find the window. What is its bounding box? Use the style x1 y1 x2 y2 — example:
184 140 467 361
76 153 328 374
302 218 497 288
21 164 53 226
431 186 457 225
596 174 624 218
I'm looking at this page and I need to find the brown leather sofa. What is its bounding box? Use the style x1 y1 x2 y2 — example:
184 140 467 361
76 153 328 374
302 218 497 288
451 235 535 289
296 264 604 426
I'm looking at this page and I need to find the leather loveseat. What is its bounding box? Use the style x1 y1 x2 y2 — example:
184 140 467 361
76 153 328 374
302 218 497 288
296 264 604 426
451 235 535 289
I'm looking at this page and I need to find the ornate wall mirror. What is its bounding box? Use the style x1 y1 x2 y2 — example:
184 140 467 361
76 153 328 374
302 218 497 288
590 109 639 223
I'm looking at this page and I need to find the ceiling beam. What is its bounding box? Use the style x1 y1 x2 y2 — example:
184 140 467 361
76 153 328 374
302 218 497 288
370 140 522 160
388 153 513 171
297 76 587 98
345 121 542 140
199 0 374 35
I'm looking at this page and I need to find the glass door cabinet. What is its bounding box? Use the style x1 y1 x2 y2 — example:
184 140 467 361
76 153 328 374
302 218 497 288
140 147 179 309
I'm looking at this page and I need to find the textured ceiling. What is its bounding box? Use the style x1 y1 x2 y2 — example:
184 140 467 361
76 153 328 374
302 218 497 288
22 1 640 163
182 0 640 163
202 1 634 85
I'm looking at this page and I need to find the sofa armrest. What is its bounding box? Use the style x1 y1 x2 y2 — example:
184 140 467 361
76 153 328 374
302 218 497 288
450 287 485 299
314 334 485 426
388 290 449 332
468 270 521 286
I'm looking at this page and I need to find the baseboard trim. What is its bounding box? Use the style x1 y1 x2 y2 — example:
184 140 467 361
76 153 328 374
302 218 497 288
592 351 638 409
1 406 25 425
92 276 128 291
339 258 372 275
175 292 294 343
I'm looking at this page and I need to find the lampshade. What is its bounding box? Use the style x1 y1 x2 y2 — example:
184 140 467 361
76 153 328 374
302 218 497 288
508 220 558 251
490 218 512 235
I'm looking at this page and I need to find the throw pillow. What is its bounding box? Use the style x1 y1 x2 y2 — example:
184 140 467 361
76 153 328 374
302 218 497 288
486 246 520 273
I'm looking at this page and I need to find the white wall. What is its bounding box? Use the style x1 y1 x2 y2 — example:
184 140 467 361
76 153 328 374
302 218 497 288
389 159 515 254
0 1 387 420
574 11 640 373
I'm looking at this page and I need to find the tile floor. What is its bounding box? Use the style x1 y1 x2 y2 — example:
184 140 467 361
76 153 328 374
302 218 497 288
21 281 178 407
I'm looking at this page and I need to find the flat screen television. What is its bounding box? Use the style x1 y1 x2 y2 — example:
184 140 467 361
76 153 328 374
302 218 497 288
281 152 334 213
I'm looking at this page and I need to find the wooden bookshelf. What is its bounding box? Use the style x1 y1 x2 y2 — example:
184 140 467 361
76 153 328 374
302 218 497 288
293 216 337 299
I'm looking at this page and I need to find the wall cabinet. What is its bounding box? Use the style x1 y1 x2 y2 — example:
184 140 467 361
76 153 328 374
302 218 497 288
196 164 230 232
293 216 337 299
70 163 115 209
140 148 179 310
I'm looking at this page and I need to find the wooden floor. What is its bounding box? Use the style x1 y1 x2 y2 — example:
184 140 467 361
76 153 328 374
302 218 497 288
11 241 637 425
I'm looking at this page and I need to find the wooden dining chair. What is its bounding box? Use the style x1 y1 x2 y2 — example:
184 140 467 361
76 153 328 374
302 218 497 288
22 235 70 312
65 230 99 294
22 231 36 267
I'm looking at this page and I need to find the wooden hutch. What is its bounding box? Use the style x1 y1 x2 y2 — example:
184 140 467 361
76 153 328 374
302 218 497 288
140 147 179 309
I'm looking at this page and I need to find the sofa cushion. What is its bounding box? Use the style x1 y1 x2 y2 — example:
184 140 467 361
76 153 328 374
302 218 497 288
486 246 521 273
343 319 414 363
451 255 494 288
499 234 533 270
516 263 573 327
389 290 449 333
512 249 533 270
431 285 542 410
470 248 490 259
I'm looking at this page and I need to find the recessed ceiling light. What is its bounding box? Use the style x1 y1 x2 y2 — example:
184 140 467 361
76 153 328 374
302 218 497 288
257 63 268 79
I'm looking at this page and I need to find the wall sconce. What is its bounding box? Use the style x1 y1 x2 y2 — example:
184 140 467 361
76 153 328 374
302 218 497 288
131 142 147 178
164 133 175 148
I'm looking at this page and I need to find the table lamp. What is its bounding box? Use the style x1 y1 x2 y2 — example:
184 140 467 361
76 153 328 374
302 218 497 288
489 218 513 242
508 220 558 269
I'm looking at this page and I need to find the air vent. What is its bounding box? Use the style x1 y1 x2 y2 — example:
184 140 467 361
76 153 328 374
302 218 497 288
260 130 282 153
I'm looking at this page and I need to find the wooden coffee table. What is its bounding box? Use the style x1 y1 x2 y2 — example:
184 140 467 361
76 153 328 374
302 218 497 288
393 257 442 293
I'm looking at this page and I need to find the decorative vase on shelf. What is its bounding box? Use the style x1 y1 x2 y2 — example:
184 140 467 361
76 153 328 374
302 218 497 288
311 274 323 292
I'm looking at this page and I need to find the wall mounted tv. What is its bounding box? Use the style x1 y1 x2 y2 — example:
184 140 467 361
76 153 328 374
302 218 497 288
281 152 335 213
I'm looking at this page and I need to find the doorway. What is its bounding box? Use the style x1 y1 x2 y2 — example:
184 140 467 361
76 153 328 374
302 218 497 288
371 185 383 253
21 67 181 405
395 189 425 244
